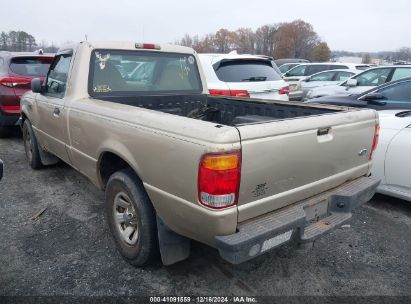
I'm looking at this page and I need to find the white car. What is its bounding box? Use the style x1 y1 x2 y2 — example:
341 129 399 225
199 53 289 101
306 65 411 100
283 62 370 100
300 69 357 100
372 110 411 201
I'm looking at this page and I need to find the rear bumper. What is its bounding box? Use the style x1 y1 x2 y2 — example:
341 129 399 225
215 176 380 264
0 111 20 127
289 90 303 101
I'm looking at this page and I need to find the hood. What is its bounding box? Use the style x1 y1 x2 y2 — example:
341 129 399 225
307 94 360 104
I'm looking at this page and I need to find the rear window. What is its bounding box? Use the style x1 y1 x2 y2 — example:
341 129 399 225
307 65 333 75
332 65 349 69
89 50 202 96
214 60 282 82
355 65 370 70
10 57 53 76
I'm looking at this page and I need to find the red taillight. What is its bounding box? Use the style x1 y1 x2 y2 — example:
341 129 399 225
209 89 250 98
0 105 20 114
369 124 380 160
198 151 241 209
0 76 31 88
134 43 161 50
278 85 290 95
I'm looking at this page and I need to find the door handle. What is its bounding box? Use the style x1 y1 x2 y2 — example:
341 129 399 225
53 107 60 117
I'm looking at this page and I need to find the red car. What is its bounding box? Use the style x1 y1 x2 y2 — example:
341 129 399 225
0 51 54 137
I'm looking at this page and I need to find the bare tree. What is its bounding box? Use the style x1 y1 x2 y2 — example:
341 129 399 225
255 24 278 56
312 42 331 62
362 53 372 64
273 20 320 59
394 47 411 61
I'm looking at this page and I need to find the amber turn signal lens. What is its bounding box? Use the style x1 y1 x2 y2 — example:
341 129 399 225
202 153 239 170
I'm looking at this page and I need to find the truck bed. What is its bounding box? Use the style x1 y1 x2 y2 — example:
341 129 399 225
92 93 376 223
96 94 340 126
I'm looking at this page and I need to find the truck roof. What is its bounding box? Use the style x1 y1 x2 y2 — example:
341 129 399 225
58 41 195 54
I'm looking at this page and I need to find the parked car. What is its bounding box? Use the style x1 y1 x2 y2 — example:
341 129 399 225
0 51 54 137
306 77 411 110
21 41 379 266
284 63 370 100
274 58 309 66
199 53 289 101
305 65 411 100
300 69 357 100
279 63 300 74
372 110 411 202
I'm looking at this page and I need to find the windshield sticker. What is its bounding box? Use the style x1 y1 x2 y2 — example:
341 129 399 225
188 56 195 65
93 84 112 93
95 52 110 70
179 57 191 79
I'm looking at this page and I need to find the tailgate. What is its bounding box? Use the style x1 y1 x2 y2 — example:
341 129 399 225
236 108 378 222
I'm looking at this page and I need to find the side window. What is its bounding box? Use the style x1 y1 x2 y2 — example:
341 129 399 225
335 71 354 81
45 54 72 98
310 71 335 81
286 65 307 77
307 65 329 75
332 65 347 69
378 81 411 102
354 68 392 86
391 68 411 81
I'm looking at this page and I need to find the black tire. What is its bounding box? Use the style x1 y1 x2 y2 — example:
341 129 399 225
22 119 43 169
105 168 159 266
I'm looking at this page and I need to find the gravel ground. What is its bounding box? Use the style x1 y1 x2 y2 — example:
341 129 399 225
0 134 410 297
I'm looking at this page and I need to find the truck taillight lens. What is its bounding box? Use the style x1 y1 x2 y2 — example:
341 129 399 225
369 124 380 160
209 89 250 98
198 151 241 209
278 85 290 95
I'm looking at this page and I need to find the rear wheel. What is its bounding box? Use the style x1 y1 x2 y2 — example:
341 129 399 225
105 168 158 266
22 120 43 169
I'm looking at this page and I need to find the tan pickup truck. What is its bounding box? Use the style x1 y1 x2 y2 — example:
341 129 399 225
20 41 380 266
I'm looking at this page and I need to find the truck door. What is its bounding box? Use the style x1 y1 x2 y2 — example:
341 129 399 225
35 51 73 164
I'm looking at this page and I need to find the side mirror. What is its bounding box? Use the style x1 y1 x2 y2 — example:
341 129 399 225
31 78 43 93
346 79 358 87
361 93 387 105
362 92 386 101
304 77 310 82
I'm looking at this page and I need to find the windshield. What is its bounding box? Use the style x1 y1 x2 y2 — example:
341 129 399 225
351 68 392 86
279 63 298 73
286 65 307 77
214 60 282 82
10 56 53 77
89 50 202 96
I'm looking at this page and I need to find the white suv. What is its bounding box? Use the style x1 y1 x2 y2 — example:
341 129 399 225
199 53 289 101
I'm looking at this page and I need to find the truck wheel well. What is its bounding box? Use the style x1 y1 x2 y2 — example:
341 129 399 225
99 152 131 188
21 113 27 123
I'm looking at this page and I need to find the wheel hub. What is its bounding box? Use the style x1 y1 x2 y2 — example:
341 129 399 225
113 192 139 246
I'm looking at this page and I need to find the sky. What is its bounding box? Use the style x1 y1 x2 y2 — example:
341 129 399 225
2 0 410 52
